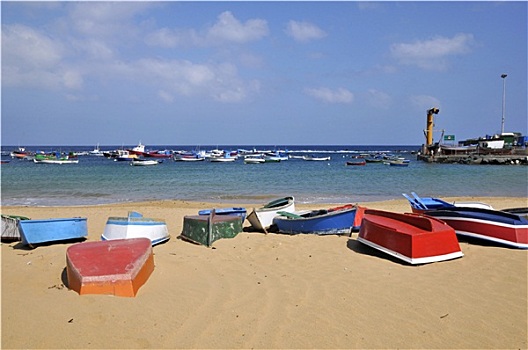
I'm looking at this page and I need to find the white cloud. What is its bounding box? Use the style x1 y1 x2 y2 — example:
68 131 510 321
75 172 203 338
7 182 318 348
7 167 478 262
305 87 354 104
410 95 441 111
285 20 327 42
145 11 268 48
391 33 475 70
366 89 392 109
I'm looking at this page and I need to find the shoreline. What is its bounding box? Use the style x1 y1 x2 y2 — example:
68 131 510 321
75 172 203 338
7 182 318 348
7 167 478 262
2 196 527 349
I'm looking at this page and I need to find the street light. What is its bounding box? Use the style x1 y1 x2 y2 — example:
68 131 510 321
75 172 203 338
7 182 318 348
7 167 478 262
501 73 507 135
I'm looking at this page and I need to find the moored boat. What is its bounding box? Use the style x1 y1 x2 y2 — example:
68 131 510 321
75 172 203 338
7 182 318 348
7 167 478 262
101 212 170 246
424 207 528 249
303 154 331 161
130 159 160 166
273 204 357 235
19 217 87 247
346 160 366 166
357 209 463 264
246 196 296 233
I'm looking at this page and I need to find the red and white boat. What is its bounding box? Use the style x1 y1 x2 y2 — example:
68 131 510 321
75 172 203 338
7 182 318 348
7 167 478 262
424 207 528 249
357 209 463 264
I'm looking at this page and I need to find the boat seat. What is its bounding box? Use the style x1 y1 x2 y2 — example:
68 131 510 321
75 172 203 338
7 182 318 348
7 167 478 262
277 211 302 219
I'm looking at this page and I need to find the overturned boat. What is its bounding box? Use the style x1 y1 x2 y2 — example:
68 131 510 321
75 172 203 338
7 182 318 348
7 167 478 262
101 212 170 246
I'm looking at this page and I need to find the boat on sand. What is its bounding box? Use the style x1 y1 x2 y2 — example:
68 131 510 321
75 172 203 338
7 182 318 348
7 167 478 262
102 212 170 246
357 209 463 264
247 197 296 233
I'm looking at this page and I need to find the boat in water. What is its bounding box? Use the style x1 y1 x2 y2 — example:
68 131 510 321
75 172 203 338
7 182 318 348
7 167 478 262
357 209 463 264
246 196 296 233
424 207 528 249
272 204 357 235
102 212 170 246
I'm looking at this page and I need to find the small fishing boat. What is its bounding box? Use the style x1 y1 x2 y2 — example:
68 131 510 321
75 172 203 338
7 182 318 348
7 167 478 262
403 192 494 214
19 217 87 247
424 207 528 249
181 210 243 247
130 159 159 166
388 160 409 167
346 160 366 166
273 204 357 235
174 152 205 161
244 155 265 164
102 212 170 246
357 209 463 264
210 153 237 162
198 207 247 223
246 196 296 233
303 155 331 161
66 237 155 297
1 214 30 241
502 207 528 219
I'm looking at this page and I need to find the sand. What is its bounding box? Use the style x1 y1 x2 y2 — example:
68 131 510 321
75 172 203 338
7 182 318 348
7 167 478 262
1 197 527 349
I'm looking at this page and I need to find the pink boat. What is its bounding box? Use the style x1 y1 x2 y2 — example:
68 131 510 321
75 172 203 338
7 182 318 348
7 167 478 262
357 209 463 264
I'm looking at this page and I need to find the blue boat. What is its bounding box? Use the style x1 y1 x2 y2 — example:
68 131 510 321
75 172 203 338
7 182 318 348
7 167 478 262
403 192 493 213
272 204 357 235
19 217 88 247
198 207 247 222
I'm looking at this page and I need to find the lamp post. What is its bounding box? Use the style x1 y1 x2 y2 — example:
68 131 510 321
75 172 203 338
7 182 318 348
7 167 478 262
501 73 507 134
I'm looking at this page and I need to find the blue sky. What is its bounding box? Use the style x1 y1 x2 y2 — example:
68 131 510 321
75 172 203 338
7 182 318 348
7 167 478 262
1 1 526 146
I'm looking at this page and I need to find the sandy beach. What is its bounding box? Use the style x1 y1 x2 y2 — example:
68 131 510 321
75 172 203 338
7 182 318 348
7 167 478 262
1 197 527 349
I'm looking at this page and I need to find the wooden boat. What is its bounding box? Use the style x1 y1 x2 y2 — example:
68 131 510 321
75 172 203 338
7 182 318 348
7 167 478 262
210 153 236 162
66 238 154 297
198 207 247 223
246 196 296 233
502 207 528 219
130 159 159 166
403 192 493 214
273 204 357 235
181 210 243 247
424 207 528 249
244 155 265 164
174 152 205 161
264 151 288 162
346 160 366 166
145 150 172 158
1 215 30 241
357 209 463 264
34 152 79 164
19 217 87 247
102 212 170 246
303 155 331 161
388 160 409 167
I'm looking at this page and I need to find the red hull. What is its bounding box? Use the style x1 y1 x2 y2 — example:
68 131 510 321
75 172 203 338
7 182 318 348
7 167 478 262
433 216 528 249
66 238 154 297
358 209 463 264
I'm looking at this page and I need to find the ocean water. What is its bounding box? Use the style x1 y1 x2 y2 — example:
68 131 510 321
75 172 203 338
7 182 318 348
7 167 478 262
1 145 527 207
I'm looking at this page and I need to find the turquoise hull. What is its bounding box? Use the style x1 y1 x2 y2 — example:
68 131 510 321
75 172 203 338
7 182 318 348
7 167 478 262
19 217 87 246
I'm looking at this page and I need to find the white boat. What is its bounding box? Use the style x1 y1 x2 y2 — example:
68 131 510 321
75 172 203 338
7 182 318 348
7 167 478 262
130 159 159 166
302 155 331 161
33 158 79 164
247 197 296 233
88 144 104 156
210 154 236 162
244 155 265 164
101 211 170 246
174 152 205 161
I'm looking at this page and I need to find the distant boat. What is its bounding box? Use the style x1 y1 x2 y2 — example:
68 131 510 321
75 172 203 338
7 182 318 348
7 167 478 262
89 144 104 156
174 152 205 161
247 196 296 233
424 207 528 249
130 159 160 166
273 204 357 235
101 211 170 246
264 151 288 162
346 160 366 166
357 209 463 264
244 155 265 164
33 152 79 164
19 217 87 247
210 153 237 162
303 154 331 161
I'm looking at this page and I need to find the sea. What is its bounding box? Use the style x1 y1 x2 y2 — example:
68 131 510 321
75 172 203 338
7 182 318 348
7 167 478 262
1 145 527 207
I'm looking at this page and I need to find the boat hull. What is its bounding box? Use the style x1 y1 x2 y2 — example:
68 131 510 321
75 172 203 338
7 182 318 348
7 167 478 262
358 209 463 264
19 217 87 246
198 208 247 222
425 207 528 249
247 197 296 232
273 205 357 235
102 213 169 246
181 214 243 247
